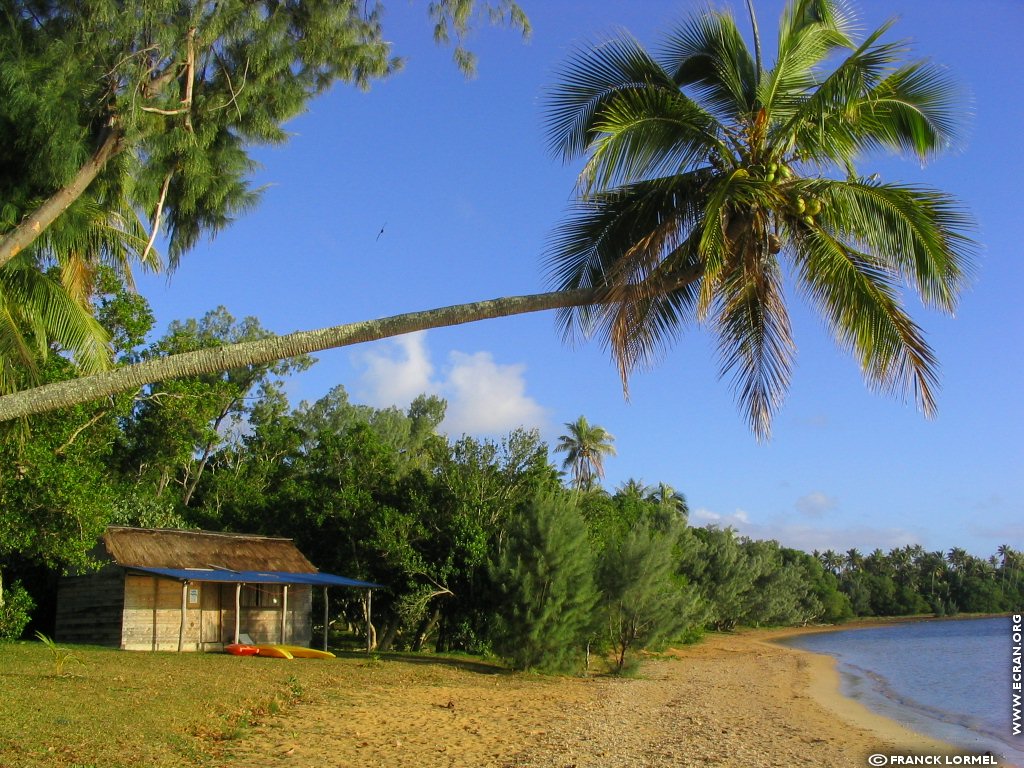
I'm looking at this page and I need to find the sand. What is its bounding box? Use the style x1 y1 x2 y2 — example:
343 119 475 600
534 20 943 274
220 628 977 768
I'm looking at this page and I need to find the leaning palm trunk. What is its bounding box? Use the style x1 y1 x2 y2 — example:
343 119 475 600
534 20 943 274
0 288 601 421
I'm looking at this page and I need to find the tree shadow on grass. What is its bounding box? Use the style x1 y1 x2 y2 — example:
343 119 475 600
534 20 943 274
331 649 512 676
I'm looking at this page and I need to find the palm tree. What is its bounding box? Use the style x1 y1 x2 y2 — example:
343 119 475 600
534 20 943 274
616 478 651 498
544 0 974 438
0 0 974 426
0 188 160 394
819 549 842 575
844 548 864 573
0 256 112 393
555 415 616 491
997 544 1017 587
646 482 689 519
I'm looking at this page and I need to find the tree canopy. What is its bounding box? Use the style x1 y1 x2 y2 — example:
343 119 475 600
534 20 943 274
545 0 975 438
0 0 975 441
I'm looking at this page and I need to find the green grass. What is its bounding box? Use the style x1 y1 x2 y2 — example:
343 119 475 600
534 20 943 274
0 640 346 768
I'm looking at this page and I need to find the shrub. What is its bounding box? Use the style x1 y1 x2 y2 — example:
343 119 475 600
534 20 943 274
0 580 34 639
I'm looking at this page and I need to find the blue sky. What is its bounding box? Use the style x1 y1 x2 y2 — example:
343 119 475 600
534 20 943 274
135 0 1023 558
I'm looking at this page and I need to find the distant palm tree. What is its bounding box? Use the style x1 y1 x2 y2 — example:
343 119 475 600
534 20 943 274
844 548 864 573
947 547 969 573
997 544 1017 586
646 482 689 519
890 546 916 588
819 549 842 575
545 0 974 439
616 478 651 498
555 415 616 491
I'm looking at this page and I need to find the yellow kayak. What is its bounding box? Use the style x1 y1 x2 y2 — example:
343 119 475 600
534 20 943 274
275 645 335 660
253 645 294 659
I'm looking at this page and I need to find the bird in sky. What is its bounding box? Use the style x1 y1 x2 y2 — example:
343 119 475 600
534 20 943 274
376 223 386 241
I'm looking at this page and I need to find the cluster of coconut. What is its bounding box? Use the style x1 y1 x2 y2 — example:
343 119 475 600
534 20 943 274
741 161 793 183
792 195 824 225
734 160 826 227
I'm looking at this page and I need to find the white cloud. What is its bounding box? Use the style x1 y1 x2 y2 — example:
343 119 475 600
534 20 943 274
442 351 547 435
692 506 921 553
353 332 547 436
795 491 838 518
693 507 751 526
354 331 435 408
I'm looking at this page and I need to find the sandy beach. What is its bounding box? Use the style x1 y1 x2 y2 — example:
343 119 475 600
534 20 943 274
217 626 978 768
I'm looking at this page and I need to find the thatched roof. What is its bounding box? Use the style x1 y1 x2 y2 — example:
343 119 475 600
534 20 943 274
102 527 317 573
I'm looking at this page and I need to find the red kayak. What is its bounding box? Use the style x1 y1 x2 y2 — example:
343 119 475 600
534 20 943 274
225 643 259 656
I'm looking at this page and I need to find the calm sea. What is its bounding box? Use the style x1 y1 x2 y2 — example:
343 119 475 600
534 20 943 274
781 616 1024 765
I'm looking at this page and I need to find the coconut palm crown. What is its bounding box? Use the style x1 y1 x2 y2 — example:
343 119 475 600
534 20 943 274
545 0 975 439
555 415 616 491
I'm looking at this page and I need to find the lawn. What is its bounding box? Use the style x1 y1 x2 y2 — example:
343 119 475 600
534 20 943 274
0 639 363 768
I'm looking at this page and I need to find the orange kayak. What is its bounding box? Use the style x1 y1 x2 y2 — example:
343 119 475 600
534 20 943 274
225 643 259 656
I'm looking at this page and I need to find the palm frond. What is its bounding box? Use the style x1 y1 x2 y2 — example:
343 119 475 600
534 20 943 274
713 230 794 440
578 84 721 193
604 252 702 387
660 8 757 120
777 0 857 50
0 258 111 388
792 225 940 416
775 22 905 163
759 0 857 117
544 33 679 162
824 179 976 311
855 62 966 159
546 174 710 297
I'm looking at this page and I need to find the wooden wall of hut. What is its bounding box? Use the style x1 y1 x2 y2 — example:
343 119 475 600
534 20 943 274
54 565 124 647
120 576 313 651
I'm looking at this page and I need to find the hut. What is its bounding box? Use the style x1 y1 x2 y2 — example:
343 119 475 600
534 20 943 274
55 526 381 652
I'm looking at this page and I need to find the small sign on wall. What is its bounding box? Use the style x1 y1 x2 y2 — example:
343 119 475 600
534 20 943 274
188 587 200 605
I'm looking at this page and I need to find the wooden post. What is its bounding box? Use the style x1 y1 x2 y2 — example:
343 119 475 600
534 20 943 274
233 583 242 644
178 581 188 653
365 588 373 653
280 584 289 644
322 586 329 652
151 577 159 651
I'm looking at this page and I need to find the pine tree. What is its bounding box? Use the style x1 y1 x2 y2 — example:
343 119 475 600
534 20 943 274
599 518 702 672
489 493 598 673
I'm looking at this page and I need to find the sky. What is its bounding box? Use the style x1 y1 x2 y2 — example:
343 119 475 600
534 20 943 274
135 0 1023 559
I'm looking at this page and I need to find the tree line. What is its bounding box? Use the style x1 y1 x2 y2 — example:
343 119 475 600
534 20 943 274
1 289 1019 671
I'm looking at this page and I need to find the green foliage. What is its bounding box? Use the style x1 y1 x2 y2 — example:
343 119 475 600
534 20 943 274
599 518 702 672
544 0 975 438
0 579 34 638
0 359 121 572
684 527 760 631
34 631 84 676
555 415 616 490
115 307 312 508
489 493 598 673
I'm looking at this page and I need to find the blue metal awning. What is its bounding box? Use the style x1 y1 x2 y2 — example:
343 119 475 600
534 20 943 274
126 566 383 590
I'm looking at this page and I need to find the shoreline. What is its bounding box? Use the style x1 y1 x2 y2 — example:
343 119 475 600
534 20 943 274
221 626 982 767
752 625 959 753
761 616 1020 767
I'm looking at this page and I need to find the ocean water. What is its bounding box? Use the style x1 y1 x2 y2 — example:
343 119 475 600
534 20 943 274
781 616 1024 765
